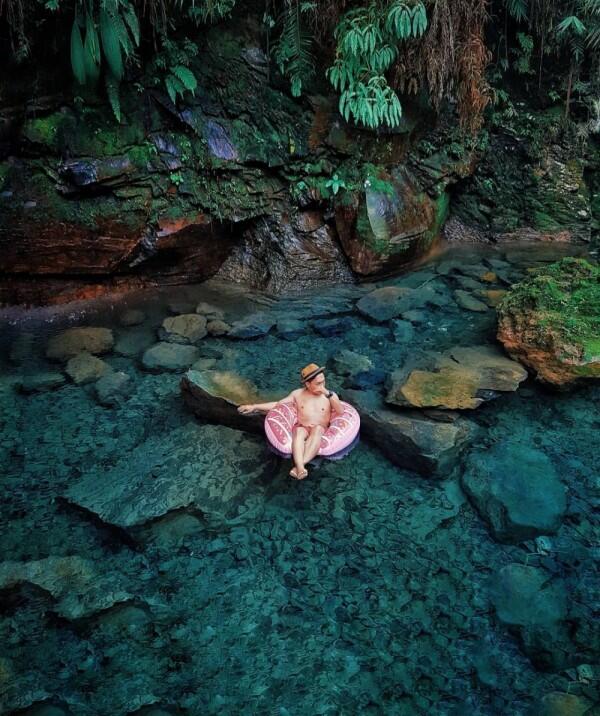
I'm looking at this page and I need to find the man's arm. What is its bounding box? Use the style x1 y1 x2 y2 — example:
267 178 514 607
237 390 297 415
328 391 344 416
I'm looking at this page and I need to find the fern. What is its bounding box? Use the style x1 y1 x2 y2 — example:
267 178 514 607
506 0 528 23
105 72 121 122
272 1 315 97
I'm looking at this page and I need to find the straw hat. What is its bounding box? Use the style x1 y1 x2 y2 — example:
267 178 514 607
300 363 325 383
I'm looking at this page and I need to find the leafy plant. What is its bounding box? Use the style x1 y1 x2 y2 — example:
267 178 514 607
148 37 199 106
271 1 316 97
326 1 427 130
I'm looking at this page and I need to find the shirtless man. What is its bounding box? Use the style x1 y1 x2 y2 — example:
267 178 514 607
237 363 343 480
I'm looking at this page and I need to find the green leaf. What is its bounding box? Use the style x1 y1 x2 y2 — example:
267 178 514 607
173 65 197 92
105 73 121 122
100 8 123 80
71 18 87 85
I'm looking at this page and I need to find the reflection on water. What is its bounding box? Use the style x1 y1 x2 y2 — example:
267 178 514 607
0 243 598 715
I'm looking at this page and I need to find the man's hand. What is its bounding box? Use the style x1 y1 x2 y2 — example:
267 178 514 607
237 404 256 415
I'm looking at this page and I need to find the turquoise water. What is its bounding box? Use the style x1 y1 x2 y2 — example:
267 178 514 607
1 244 598 715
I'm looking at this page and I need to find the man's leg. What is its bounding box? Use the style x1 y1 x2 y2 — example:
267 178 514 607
291 426 309 478
302 425 325 467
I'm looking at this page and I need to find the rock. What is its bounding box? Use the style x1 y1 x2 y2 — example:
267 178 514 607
331 349 373 376
190 357 217 371
497 258 600 385
15 372 66 394
114 327 155 357
276 318 305 341
158 313 207 344
141 342 200 372
195 301 225 321
215 210 353 291
334 167 447 276
206 319 231 336
95 370 131 406
402 309 428 325
46 327 114 361
312 316 354 336
65 352 112 385
356 287 413 322
461 443 567 542
491 564 567 628
386 345 528 410
391 319 415 343
181 369 271 432
478 289 507 307
344 389 473 476
228 312 276 339
453 289 489 312
0 556 133 620
118 308 146 326
532 692 594 716
64 423 274 529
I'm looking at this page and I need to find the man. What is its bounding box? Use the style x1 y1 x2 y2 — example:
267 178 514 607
237 363 343 480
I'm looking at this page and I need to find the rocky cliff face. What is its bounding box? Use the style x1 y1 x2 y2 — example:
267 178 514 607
0 25 595 306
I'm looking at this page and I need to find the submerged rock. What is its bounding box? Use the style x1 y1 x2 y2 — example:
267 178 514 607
158 313 207 344
0 556 132 620
497 258 600 385
114 327 155 357
46 327 114 362
15 372 66 394
313 316 354 336
491 564 567 628
141 342 200 372
95 370 131 406
118 308 146 326
461 443 567 542
344 389 473 476
386 345 528 410
532 692 594 716
228 312 276 339
65 352 112 385
181 369 269 432
356 286 413 322
64 422 274 529
329 349 384 389
453 289 489 313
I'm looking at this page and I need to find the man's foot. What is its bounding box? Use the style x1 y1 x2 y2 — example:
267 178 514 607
290 466 308 480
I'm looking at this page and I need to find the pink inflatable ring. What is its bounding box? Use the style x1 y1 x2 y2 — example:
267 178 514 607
264 400 360 460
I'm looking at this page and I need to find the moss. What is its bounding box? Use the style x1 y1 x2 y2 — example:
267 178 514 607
499 257 600 350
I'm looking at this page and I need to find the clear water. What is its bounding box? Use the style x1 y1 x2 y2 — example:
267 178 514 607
1 243 598 716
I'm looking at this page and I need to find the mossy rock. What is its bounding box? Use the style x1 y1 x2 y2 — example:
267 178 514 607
497 257 600 385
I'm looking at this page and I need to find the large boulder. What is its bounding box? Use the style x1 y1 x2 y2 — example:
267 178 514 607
461 443 567 542
386 345 528 410
344 389 473 476
46 327 114 362
497 258 600 385
180 369 272 432
64 422 275 529
334 167 447 276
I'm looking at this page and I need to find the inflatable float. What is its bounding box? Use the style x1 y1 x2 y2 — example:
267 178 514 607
265 400 360 460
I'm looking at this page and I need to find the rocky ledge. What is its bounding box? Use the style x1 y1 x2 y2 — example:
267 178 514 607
497 257 600 385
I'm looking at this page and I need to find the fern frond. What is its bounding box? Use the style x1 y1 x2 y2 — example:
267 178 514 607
105 72 121 122
172 65 197 92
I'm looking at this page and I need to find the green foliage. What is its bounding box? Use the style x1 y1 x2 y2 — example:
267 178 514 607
326 1 427 130
514 32 535 75
271 2 315 97
149 38 199 106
